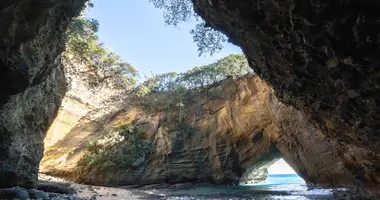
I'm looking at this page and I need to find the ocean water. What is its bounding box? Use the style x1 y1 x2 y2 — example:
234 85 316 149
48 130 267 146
258 174 305 185
146 174 348 200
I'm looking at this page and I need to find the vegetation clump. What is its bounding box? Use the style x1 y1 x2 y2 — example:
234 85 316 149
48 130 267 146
64 2 138 89
132 53 254 116
79 123 153 170
142 54 252 92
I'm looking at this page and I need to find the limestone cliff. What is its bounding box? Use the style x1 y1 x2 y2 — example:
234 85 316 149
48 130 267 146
40 76 358 188
0 0 86 188
44 56 129 148
192 0 380 189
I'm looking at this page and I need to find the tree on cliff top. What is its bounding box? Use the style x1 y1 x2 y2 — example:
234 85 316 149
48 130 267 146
64 2 138 88
149 0 227 56
135 53 252 96
133 53 254 118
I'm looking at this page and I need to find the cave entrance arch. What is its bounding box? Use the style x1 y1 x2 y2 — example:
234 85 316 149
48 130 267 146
265 159 305 185
239 157 305 185
237 144 305 185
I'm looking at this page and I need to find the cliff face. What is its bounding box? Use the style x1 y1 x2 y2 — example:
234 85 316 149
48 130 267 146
0 0 86 188
193 0 380 189
44 56 129 148
40 76 359 187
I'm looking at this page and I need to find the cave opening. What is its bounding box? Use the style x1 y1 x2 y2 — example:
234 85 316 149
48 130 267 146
238 143 305 186
265 159 305 185
240 158 305 185
0 0 379 199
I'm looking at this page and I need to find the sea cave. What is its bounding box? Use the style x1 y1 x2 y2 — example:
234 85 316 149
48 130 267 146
0 0 379 199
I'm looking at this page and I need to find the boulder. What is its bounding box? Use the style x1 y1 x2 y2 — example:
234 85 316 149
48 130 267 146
0 187 29 200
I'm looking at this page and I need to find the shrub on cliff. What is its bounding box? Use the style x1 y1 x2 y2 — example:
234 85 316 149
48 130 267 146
132 53 253 114
146 53 251 92
79 124 153 170
64 2 138 89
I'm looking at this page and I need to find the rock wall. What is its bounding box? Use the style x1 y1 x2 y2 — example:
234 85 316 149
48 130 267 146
40 76 360 188
192 0 380 189
44 56 129 148
0 0 87 188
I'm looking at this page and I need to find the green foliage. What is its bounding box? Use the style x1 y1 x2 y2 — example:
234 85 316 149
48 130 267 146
101 161 116 169
118 124 135 137
191 22 227 56
207 86 225 100
64 4 138 89
119 124 134 131
132 54 253 117
149 0 193 27
149 0 227 56
79 124 153 170
86 140 103 154
112 135 152 168
135 53 252 93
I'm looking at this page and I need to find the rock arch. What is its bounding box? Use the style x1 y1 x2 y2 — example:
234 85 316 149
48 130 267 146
40 76 360 188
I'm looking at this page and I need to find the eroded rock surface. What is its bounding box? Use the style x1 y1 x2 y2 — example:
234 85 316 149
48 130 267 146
40 76 360 188
44 55 129 148
0 0 86 188
192 0 380 189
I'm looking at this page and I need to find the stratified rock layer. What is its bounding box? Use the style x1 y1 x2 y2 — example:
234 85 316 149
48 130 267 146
0 0 86 188
40 76 358 187
193 0 380 189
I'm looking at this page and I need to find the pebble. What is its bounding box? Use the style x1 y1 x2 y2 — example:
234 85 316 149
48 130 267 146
29 189 50 200
0 173 156 200
0 186 90 200
0 187 29 200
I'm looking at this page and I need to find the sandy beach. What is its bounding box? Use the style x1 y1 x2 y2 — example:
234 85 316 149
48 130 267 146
38 174 161 200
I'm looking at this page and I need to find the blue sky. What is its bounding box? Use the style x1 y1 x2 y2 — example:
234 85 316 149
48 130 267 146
87 0 241 81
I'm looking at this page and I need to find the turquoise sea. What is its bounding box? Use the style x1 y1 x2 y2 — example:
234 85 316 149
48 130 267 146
145 174 349 200
256 174 305 185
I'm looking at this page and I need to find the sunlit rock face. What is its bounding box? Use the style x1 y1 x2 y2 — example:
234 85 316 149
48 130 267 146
240 164 274 184
0 0 86 188
193 0 380 189
41 76 358 187
44 56 129 148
